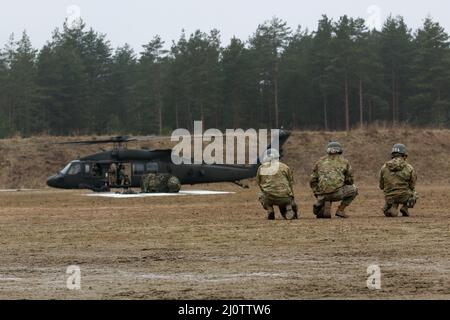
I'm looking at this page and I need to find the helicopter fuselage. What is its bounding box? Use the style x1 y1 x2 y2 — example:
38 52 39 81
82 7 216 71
46 149 258 191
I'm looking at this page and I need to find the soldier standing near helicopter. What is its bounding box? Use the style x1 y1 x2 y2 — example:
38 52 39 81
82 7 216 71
115 163 130 186
108 163 118 185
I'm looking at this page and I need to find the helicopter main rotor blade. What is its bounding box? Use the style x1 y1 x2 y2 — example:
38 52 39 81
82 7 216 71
132 135 173 141
56 140 124 145
55 136 138 145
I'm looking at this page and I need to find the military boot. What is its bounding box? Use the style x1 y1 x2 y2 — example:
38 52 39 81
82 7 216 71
384 203 399 217
383 203 391 217
321 202 332 219
292 201 299 219
267 211 275 220
313 203 323 218
335 203 349 218
314 203 329 219
400 206 410 217
293 207 299 219
283 205 297 220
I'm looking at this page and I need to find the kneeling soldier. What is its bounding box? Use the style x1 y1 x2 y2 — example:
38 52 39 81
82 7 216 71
310 142 358 219
379 144 418 217
257 149 298 220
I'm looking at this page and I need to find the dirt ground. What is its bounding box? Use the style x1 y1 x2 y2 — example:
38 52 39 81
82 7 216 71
1 182 449 300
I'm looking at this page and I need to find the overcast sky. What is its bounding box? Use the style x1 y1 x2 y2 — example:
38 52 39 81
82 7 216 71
1 0 450 52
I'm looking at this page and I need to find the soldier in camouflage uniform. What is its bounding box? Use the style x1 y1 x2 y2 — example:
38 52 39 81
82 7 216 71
256 149 298 220
310 142 358 219
117 164 130 186
108 163 117 185
379 144 418 217
141 173 181 193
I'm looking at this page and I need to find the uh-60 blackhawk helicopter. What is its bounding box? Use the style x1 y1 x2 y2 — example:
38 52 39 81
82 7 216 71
46 129 291 192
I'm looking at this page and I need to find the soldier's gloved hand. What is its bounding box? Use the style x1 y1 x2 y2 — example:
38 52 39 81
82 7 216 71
407 192 418 208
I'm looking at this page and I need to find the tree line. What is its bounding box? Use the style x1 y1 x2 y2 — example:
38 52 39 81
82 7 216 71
1 15 450 137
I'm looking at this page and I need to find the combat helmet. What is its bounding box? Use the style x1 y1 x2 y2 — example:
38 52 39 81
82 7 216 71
262 148 280 163
167 175 181 193
327 141 343 155
391 143 408 157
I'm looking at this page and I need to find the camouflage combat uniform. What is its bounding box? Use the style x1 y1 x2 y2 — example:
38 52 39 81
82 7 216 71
310 154 358 218
117 165 130 186
256 160 298 220
379 157 417 217
108 163 117 185
141 173 181 193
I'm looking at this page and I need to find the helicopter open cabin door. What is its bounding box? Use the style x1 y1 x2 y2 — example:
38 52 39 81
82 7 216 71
105 162 129 187
86 162 109 189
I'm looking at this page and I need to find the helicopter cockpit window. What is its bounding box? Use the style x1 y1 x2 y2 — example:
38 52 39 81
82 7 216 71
67 163 82 175
60 163 72 175
146 162 158 173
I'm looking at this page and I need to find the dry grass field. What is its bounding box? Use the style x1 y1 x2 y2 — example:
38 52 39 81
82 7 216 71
0 129 450 299
0 183 449 299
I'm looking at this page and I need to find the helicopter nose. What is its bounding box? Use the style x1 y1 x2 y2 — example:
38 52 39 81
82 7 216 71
46 175 62 188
